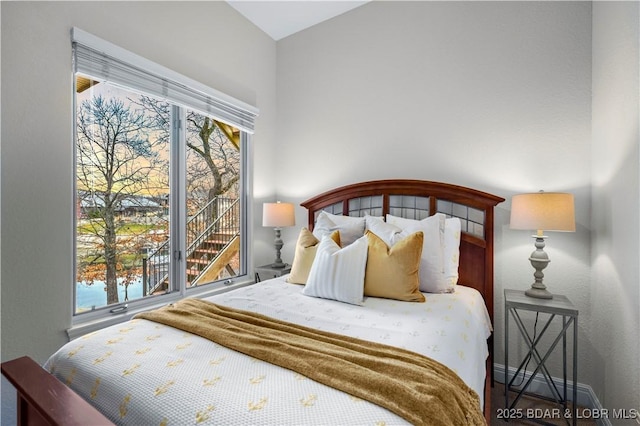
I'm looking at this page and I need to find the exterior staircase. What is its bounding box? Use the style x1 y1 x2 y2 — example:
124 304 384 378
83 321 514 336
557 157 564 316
143 197 239 295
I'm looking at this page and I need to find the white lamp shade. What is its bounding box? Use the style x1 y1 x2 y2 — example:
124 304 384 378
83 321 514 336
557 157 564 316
510 192 575 232
263 202 295 227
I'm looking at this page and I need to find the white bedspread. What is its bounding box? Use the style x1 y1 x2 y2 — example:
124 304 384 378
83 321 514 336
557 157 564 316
45 277 491 425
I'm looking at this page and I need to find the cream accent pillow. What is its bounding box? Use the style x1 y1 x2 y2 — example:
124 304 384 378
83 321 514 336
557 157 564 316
312 211 366 246
364 230 425 302
287 228 341 285
380 214 447 293
302 235 368 305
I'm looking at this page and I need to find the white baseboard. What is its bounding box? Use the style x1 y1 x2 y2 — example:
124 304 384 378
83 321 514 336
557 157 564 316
494 363 611 426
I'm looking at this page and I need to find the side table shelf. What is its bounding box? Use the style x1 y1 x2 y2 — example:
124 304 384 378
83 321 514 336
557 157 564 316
504 289 578 426
255 263 291 282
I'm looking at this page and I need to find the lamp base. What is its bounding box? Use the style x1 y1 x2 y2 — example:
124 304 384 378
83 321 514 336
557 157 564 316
271 228 286 269
525 287 553 299
525 234 553 299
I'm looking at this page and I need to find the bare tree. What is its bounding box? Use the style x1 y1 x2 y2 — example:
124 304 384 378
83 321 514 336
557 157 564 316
185 116 240 204
76 95 165 305
137 96 240 211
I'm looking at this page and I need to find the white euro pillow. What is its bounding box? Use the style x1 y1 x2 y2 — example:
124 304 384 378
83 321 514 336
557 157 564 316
384 213 448 293
365 215 403 243
312 211 366 246
443 217 462 287
302 234 368 305
387 214 462 288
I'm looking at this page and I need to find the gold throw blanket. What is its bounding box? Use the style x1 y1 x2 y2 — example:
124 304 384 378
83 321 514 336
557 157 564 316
135 298 486 426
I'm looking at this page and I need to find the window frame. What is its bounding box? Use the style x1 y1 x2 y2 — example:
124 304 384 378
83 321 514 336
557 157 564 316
69 29 257 337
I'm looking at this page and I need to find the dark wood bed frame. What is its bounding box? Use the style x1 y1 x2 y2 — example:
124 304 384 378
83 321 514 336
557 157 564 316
2 179 504 426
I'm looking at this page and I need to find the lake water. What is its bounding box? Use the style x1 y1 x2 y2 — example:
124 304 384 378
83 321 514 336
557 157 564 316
76 278 144 311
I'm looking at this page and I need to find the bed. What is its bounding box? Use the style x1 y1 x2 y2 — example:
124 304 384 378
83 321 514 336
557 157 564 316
2 179 504 426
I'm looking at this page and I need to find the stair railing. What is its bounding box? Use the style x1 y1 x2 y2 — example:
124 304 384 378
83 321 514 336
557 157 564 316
184 198 239 283
143 196 238 295
187 198 237 257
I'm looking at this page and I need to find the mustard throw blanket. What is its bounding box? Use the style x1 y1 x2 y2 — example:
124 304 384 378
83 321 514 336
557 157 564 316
136 298 486 426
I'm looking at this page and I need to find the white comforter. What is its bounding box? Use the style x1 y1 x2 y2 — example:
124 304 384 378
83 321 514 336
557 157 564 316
45 277 491 425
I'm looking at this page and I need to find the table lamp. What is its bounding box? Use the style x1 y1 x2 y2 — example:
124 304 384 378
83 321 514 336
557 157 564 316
262 201 295 268
510 191 575 299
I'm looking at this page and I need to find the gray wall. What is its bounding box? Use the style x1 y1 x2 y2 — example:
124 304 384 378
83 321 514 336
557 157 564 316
0 1 277 414
276 0 594 390
591 1 640 417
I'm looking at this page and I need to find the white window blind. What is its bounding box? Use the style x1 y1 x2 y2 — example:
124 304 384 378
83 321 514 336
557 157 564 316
71 28 258 133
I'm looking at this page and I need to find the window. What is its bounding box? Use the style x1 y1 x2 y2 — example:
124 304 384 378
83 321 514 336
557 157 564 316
72 29 258 320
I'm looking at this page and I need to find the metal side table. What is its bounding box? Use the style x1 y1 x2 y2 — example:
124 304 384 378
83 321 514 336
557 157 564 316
504 289 578 426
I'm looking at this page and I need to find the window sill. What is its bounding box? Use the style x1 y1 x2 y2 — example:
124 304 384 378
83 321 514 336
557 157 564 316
68 279 254 340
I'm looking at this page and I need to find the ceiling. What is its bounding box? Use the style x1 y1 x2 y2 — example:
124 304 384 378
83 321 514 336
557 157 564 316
226 1 369 41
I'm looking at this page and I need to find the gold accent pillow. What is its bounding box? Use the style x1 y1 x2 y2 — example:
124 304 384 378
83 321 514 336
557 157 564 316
364 230 425 302
287 228 341 284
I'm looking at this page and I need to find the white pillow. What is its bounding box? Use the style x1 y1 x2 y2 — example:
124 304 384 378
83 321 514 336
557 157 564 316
385 213 448 293
443 217 462 286
324 211 366 227
302 235 368 305
312 211 366 246
365 215 404 242
387 214 462 287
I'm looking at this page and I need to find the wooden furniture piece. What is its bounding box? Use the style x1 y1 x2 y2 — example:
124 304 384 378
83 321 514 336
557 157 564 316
504 289 578 425
1 179 504 426
254 263 292 282
302 179 505 423
1 356 114 426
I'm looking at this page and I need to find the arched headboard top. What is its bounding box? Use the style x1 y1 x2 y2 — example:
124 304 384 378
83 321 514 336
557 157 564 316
302 179 504 215
301 179 505 323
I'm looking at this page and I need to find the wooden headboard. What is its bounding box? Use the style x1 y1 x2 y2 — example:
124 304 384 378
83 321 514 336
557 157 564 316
301 179 505 326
